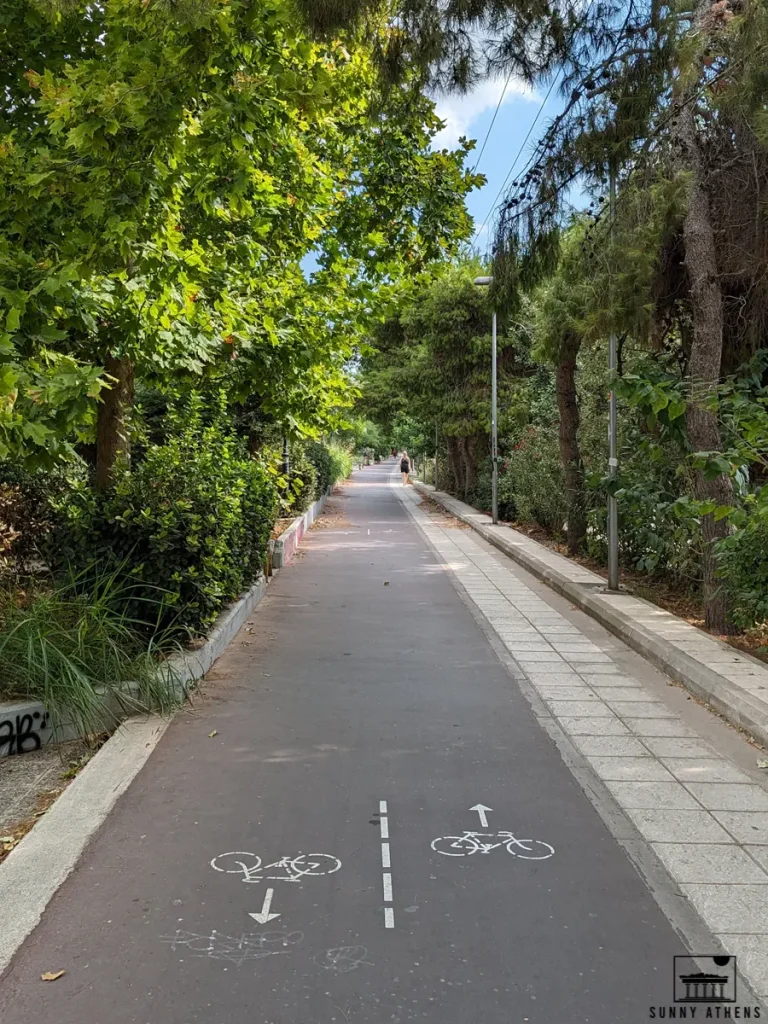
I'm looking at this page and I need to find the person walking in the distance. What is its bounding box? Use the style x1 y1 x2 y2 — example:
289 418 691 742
400 451 411 485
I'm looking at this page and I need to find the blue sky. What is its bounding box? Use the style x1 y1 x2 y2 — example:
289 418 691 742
431 76 563 259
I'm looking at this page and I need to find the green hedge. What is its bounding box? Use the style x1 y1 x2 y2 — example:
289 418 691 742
305 440 353 498
48 425 278 636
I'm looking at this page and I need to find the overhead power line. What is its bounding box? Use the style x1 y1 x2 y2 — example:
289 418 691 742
471 73 560 247
470 68 515 175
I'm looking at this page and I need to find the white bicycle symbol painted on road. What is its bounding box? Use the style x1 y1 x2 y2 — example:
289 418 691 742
211 851 342 884
431 831 554 860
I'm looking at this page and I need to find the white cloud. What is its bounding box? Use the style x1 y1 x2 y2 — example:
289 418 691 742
430 77 537 150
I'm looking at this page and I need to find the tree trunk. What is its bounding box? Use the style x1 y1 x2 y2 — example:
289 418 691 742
459 434 479 500
446 436 462 495
95 354 134 491
556 334 586 555
675 35 735 634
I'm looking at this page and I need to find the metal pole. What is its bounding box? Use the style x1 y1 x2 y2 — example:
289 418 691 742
608 166 619 590
491 310 498 525
282 436 290 477
435 424 439 489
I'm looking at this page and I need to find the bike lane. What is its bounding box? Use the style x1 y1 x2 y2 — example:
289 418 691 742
0 461 683 1023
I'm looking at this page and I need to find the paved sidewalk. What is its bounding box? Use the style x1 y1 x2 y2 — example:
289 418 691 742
413 483 768 750
397 481 768 1003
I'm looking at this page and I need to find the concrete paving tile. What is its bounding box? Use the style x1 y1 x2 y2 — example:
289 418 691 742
586 756 675 781
625 808 732 843
548 700 615 718
641 738 719 758
651 843 768 883
536 622 585 630
579 674 642 688
606 781 699 810
685 784 768 812
558 716 629 735
571 735 650 757
515 652 566 664
747 846 768 872
592 688 653 702
607 701 675 718
682 884 768 933
625 719 697 738
502 643 557 653
523 670 583 685
661 759 753 784
575 663 630 674
564 652 613 664
535 686 596 701
715 935 768 1001
552 647 608 658
531 675 594 688
712 812 768 844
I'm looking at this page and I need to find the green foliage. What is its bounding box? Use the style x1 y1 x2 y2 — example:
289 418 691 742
718 491 768 629
48 416 279 635
0 566 182 736
305 439 353 496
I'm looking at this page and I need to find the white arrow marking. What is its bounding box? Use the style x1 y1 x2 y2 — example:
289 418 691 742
469 804 493 828
249 888 281 924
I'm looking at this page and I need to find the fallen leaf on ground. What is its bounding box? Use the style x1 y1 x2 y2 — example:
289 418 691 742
208 730 218 738
41 971 66 982
383 581 390 586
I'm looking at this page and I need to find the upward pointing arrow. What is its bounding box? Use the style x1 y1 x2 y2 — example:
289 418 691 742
469 804 493 828
249 888 281 925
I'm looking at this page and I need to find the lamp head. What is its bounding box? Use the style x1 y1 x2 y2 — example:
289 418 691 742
473 276 493 286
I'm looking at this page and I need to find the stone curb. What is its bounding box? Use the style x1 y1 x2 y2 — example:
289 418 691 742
272 488 330 569
414 481 768 751
0 716 170 977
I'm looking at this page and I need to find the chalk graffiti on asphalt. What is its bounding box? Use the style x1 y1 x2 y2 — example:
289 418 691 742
313 946 373 973
160 929 303 966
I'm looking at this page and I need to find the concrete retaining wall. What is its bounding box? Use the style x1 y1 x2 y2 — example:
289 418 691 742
272 488 330 570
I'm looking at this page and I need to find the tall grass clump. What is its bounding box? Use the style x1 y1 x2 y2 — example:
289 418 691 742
0 566 183 739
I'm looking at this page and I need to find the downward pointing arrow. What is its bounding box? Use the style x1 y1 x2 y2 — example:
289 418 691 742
469 804 493 828
249 888 281 924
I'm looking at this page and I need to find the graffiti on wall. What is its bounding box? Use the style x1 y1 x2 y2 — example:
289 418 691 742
0 709 52 756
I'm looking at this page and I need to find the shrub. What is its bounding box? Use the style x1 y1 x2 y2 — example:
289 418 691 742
0 567 182 737
48 424 278 636
500 424 567 533
0 462 62 582
285 445 318 515
305 440 353 498
717 490 768 629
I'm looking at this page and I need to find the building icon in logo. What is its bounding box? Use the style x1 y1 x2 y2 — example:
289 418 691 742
674 956 737 1004
678 972 729 1002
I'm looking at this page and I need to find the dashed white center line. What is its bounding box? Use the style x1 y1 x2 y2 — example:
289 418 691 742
379 801 394 929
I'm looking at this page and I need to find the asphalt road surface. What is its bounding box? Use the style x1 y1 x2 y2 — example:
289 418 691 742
0 460 685 1023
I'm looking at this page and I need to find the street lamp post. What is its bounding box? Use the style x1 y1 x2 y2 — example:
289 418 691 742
474 276 498 525
607 166 619 591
